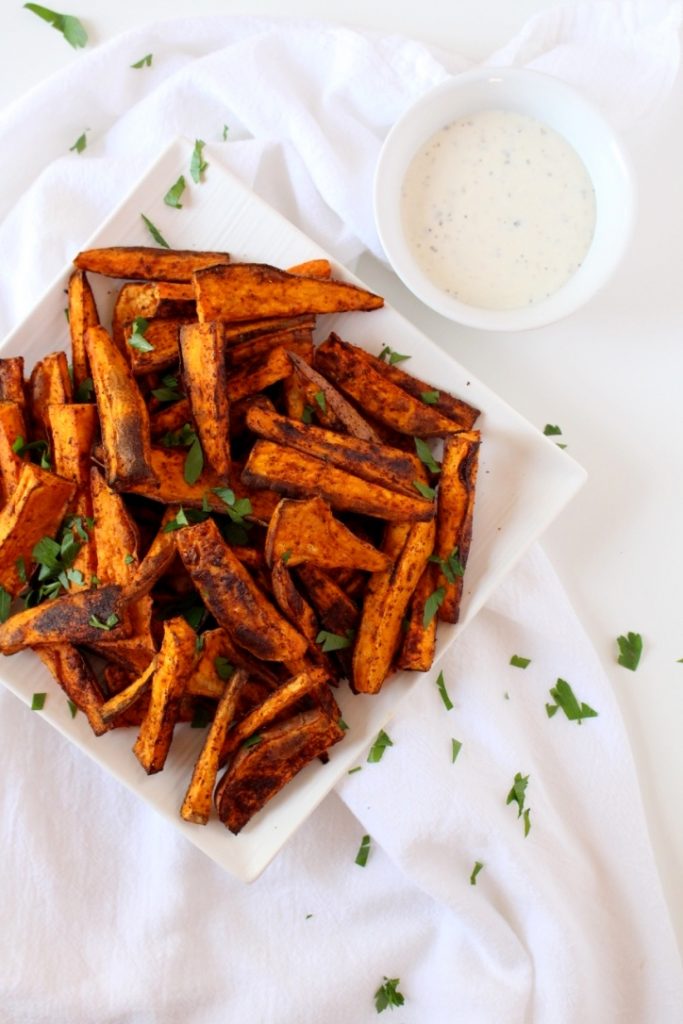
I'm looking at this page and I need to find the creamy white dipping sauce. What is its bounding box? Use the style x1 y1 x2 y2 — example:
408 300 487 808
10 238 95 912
400 109 597 310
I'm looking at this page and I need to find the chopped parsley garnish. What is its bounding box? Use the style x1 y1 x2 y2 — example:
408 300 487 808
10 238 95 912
69 131 87 154
367 729 393 763
163 175 186 208
338 718 349 731
301 405 314 424
123 553 134 565
428 546 464 583
141 213 170 249
414 437 441 474
0 586 11 623
24 518 92 606
131 52 153 68
378 345 410 365
281 549 292 564
506 771 529 818
422 587 445 627
355 833 371 867
451 738 462 763
212 487 253 543
242 734 262 749
88 613 119 632
313 390 327 413
523 807 532 837
434 669 453 710
24 4 87 48
374 977 404 1013
222 124 229 141
420 389 440 405
12 436 51 469
470 860 484 886
412 479 435 500
128 316 154 352
348 765 362 775
316 629 353 653
214 656 234 680
151 374 183 403
190 139 208 183
546 678 598 724
184 435 204 485
190 703 211 729
510 655 531 669
74 376 94 402
543 423 567 448
67 699 78 718
31 692 47 710
616 632 643 671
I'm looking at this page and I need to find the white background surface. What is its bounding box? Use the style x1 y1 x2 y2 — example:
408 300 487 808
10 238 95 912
2 0 682 963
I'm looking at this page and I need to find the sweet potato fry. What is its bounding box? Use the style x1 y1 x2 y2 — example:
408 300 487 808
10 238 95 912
286 351 381 441
270 560 320 642
0 463 75 596
371 349 480 430
435 431 480 623
180 322 231 482
74 246 230 282
123 506 179 602
352 517 436 693
193 627 282 692
395 561 438 672
0 583 124 654
222 314 316 345
0 358 26 409
48 404 98 486
67 269 99 389
225 346 295 403
287 258 332 278
0 401 27 504
28 351 72 440
265 497 390 572
224 326 313 370
176 517 308 663
215 707 345 833
112 282 196 348
194 263 383 322
219 666 333 761
132 616 194 774
180 668 248 825
125 318 191 375
246 403 422 496
100 658 156 724
242 440 434 522
85 325 156 489
90 468 141 584
295 563 360 634
315 334 469 437
37 642 109 736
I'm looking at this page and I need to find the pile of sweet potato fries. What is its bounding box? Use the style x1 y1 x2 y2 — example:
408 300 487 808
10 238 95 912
0 245 480 833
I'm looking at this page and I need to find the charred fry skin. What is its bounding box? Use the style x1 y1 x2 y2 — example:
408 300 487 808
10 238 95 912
85 325 157 489
133 616 194 774
68 269 99 388
0 357 26 410
37 643 109 736
176 517 308 663
0 584 124 654
180 322 231 482
0 401 28 505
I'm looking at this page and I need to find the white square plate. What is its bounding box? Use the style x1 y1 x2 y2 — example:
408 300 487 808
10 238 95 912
0 138 586 881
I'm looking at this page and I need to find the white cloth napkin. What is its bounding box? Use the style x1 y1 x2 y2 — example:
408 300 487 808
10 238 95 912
1 6 682 1023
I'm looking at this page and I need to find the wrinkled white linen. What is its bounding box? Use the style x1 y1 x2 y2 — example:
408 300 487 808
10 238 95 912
0 6 682 1023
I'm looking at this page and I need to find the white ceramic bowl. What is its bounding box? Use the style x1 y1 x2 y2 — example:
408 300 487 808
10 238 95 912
374 67 635 331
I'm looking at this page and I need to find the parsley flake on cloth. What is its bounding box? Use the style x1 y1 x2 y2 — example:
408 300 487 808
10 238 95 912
24 3 87 48
616 631 643 671
374 977 405 1013
546 678 598 724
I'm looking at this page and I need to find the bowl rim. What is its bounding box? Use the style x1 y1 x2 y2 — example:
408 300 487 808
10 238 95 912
373 66 636 332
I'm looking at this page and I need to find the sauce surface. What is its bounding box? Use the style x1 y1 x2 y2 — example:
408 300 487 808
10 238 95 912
400 109 596 310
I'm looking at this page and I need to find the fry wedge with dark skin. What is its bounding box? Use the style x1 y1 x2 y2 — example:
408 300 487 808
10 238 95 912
265 496 390 572
37 643 109 736
85 325 157 490
0 462 75 596
352 517 436 693
100 658 156 724
246 403 422 496
28 351 72 440
224 326 313 370
395 560 439 672
242 440 434 523
215 707 345 834
315 333 471 438
67 269 99 389
48 404 98 486
295 563 360 634
112 282 196 348
0 357 26 409
0 583 124 654
181 668 248 825
225 346 297 403
218 666 335 762
0 401 27 504
286 351 381 441
125 318 192 375
180 321 231 483
435 431 480 624
176 517 308 663
193 263 384 322
371 347 480 430
123 506 179 603
74 246 230 282
133 616 194 774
